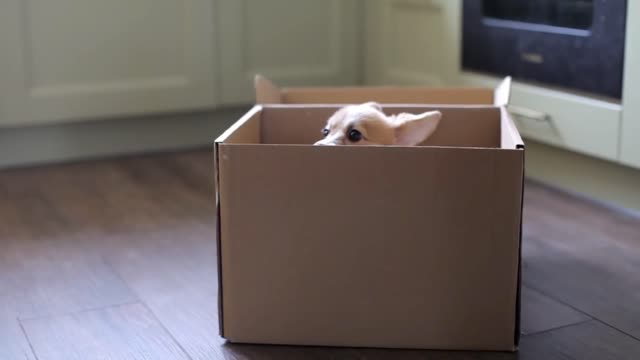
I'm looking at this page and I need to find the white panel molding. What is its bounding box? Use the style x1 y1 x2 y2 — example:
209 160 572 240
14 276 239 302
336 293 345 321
218 0 359 104
0 0 217 127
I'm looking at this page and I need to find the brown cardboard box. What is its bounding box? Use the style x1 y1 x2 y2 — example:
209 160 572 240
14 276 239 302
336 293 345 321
254 74 512 106
214 103 525 351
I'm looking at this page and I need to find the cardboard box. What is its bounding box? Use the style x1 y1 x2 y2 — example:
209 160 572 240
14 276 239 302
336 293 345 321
214 103 525 351
254 74 512 106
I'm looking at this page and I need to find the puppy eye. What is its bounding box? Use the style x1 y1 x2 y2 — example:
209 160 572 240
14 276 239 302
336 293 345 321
347 129 363 142
322 128 330 137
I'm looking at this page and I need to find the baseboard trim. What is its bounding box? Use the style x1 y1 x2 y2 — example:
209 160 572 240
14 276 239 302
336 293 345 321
0 107 249 170
3 115 639 214
526 177 640 220
524 140 640 213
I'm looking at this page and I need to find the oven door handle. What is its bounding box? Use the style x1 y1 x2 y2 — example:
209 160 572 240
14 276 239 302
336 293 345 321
508 105 552 123
392 0 441 12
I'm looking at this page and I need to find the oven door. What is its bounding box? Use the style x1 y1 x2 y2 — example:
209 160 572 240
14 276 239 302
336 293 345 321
462 0 627 99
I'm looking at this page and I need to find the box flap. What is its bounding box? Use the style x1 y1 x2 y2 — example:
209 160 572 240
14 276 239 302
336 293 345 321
514 153 525 349
254 75 282 104
216 105 262 144
282 88 494 105
494 77 512 107
500 107 524 149
260 105 502 148
254 74 502 105
213 142 225 337
215 105 262 338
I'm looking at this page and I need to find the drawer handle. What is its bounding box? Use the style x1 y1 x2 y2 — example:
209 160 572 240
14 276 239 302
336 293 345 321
393 0 441 12
508 106 551 123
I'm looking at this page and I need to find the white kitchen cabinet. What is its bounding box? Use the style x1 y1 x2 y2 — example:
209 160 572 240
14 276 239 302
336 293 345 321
505 82 621 162
621 0 640 168
365 0 461 86
217 0 360 105
0 0 217 126
464 73 623 163
364 0 630 165
446 1 625 164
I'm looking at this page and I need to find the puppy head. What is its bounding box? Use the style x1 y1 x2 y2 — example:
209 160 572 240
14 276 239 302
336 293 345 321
314 102 441 146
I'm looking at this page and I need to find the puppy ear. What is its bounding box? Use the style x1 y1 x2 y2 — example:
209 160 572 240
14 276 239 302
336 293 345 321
393 111 442 146
362 101 383 111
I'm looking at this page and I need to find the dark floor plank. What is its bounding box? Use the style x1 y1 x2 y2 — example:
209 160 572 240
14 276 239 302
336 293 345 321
3 149 640 360
519 320 640 360
21 303 190 360
105 222 223 360
0 152 214 237
521 286 590 335
350 348 516 360
522 184 640 339
0 233 136 319
0 189 69 241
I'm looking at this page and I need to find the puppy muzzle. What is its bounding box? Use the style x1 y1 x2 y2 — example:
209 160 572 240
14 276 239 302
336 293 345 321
313 139 339 146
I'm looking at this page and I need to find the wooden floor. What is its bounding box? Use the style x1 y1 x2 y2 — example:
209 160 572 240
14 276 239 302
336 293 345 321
1 149 640 360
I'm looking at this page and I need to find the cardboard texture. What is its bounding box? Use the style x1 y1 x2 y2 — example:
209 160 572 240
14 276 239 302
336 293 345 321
255 74 512 106
214 104 525 351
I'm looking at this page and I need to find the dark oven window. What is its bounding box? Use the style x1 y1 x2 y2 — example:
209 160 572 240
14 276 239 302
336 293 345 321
482 0 594 30
463 0 627 99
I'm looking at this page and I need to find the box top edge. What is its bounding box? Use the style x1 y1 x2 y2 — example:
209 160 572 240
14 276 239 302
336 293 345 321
254 74 512 105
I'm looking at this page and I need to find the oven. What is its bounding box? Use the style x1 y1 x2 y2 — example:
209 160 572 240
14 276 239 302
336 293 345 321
462 0 627 99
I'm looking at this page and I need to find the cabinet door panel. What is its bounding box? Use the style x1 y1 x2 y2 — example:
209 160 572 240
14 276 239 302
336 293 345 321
0 0 217 126
621 0 640 168
218 0 359 104
463 73 622 162
366 0 460 86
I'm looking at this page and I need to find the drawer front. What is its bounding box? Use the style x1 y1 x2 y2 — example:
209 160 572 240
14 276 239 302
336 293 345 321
508 84 621 161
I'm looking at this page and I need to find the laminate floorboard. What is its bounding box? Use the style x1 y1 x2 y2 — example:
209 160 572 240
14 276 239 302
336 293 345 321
520 286 591 336
1 149 639 359
21 303 191 360
1 295 37 360
522 184 640 340
105 222 222 360
519 320 640 360
0 195 136 320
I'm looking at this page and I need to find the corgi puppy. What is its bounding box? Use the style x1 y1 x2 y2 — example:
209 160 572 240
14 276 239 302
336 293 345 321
314 102 442 146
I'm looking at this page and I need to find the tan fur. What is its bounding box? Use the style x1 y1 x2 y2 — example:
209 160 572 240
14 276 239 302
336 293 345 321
314 102 442 146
